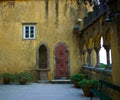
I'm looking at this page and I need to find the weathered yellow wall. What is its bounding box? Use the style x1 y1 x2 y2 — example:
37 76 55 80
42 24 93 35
0 0 82 81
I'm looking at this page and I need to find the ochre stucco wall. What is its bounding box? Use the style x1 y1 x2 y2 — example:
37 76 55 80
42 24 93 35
0 0 82 81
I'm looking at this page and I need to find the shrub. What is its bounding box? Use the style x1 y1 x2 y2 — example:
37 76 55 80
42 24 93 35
1 73 14 84
78 79 98 88
70 73 88 88
78 79 98 97
15 71 32 84
70 73 88 82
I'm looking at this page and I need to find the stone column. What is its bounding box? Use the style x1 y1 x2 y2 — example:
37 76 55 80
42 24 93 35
103 45 112 69
94 47 101 68
82 50 88 67
87 48 94 67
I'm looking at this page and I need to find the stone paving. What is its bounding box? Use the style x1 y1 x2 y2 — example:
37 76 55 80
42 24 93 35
0 83 99 100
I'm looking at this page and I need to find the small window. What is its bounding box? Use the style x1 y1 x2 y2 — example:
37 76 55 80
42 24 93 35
23 24 36 39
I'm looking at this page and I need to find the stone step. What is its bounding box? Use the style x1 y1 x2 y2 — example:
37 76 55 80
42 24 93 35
50 80 71 84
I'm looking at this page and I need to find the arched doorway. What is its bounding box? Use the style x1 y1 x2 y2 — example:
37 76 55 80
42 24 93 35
36 43 49 82
55 43 70 79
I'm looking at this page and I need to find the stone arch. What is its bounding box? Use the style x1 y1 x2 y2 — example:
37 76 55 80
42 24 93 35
81 32 90 49
36 42 50 69
87 37 96 67
80 38 87 50
88 37 94 49
104 28 111 46
103 28 112 65
94 33 101 47
36 42 50 82
54 42 70 79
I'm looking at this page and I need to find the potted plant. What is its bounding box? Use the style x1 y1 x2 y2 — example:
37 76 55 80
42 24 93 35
78 79 98 97
16 71 32 85
1 73 14 84
70 73 88 88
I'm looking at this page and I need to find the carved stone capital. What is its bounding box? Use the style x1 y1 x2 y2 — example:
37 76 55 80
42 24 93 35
103 45 111 51
94 47 101 52
87 48 93 53
82 50 87 55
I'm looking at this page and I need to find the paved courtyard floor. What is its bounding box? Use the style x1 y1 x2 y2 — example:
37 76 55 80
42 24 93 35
0 83 99 100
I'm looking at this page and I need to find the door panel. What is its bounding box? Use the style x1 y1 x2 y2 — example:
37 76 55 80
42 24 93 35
55 44 69 78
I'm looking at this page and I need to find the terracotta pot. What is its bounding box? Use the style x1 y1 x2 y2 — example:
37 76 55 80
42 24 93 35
82 87 93 97
19 78 27 85
73 81 81 88
3 78 11 84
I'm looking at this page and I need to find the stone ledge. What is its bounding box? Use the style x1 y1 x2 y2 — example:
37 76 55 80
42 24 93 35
37 80 49 83
36 68 50 71
50 80 71 84
81 67 112 76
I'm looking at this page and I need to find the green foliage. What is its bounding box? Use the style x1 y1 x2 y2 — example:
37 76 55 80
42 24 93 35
70 73 88 88
100 63 106 68
70 73 88 82
1 73 14 84
1 73 14 79
16 71 32 81
0 71 32 84
78 79 98 89
14 71 33 84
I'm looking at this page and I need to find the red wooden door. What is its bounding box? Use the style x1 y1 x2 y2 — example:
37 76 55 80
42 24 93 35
55 44 69 78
